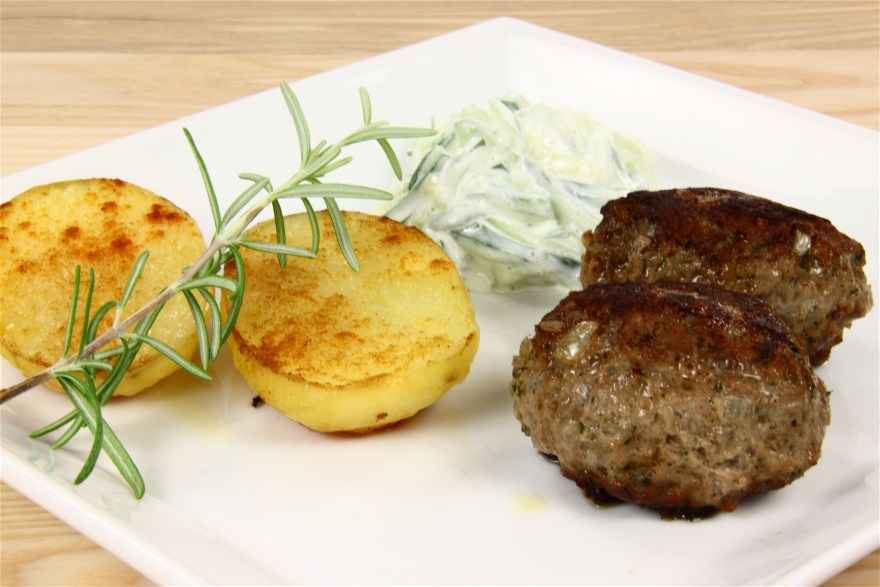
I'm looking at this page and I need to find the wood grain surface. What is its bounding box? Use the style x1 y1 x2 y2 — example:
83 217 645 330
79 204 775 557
1 1 878 585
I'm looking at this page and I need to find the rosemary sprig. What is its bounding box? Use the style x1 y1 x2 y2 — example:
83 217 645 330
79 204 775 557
0 83 434 498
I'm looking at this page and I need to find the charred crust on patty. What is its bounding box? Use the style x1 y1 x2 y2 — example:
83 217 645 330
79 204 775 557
534 282 812 388
593 188 863 265
580 188 872 365
512 282 829 517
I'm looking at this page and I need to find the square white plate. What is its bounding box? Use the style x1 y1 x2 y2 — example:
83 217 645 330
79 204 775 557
2 18 877 586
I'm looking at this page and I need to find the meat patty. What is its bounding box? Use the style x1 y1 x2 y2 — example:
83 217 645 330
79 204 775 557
512 282 829 516
579 188 873 365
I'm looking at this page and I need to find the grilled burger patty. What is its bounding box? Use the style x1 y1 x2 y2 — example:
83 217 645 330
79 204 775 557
512 282 829 515
579 188 872 365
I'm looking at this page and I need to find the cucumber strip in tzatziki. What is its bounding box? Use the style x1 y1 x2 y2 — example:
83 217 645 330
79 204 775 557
386 96 652 292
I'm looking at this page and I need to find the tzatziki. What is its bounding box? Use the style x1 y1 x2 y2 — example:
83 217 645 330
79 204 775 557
386 96 652 291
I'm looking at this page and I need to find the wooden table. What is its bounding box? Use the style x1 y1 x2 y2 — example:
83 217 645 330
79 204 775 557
1 2 878 585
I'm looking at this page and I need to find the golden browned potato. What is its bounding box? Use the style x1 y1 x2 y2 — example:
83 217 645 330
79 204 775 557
228 211 479 432
0 179 205 396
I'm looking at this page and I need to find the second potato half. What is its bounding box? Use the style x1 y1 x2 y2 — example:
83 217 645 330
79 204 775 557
227 211 479 432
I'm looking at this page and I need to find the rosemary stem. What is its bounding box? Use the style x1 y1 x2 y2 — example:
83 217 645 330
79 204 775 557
1 114 409 405
0 371 53 404
219 137 341 239
0 236 228 404
219 184 285 242
0 84 432 499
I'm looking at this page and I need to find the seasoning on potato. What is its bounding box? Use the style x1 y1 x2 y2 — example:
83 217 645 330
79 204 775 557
227 211 479 432
0 178 206 396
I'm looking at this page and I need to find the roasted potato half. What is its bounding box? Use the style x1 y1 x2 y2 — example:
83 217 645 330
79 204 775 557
228 211 479 432
0 179 205 396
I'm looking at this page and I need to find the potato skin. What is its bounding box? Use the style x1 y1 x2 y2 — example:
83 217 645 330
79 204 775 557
0 179 205 396
227 211 479 432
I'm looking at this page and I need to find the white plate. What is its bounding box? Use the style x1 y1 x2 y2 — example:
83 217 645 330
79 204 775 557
1 18 877 586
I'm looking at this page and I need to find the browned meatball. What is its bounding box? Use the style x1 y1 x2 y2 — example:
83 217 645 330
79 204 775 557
512 282 829 516
580 188 873 365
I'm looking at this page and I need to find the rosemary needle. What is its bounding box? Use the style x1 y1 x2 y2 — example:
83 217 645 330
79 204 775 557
0 83 434 498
